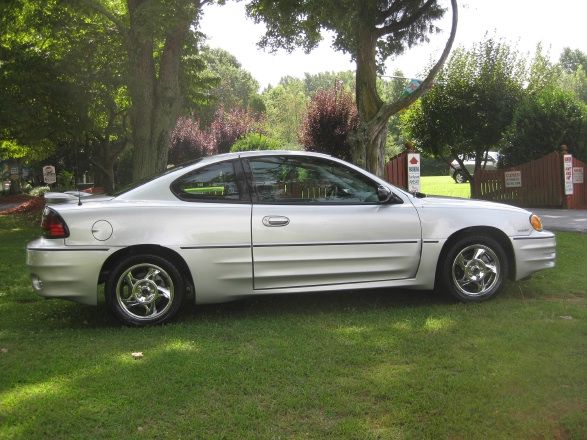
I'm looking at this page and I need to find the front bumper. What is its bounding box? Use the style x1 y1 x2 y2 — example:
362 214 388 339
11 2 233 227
511 231 556 280
26 238 113 305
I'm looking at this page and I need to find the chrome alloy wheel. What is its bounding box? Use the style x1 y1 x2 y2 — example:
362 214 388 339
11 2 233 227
115 263 174 320
451 244 500 296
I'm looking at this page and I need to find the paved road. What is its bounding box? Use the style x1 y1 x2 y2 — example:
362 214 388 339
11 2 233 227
533 209 587 233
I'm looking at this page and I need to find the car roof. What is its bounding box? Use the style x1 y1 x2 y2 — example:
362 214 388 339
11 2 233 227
196 150 335 165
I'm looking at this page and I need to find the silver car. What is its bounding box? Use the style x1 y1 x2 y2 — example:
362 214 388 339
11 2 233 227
27 151 556 326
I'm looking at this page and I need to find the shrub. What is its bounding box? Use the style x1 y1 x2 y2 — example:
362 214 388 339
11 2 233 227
29 186 50 197
230 133 282 152
169 107 263 164
299 85 358 161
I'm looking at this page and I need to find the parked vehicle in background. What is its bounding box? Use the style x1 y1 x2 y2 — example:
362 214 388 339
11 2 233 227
27 151 555 326
451 151 500 183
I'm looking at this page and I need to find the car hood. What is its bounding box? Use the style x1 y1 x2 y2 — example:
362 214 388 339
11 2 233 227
417 195 529 213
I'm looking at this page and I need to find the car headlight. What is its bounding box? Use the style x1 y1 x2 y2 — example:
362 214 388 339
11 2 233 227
530 214 543 232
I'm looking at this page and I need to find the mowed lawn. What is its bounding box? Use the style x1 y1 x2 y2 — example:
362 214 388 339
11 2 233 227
0 213 586 439
420 175 471 198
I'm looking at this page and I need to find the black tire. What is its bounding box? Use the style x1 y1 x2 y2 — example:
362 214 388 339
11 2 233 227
453 170 467 184
440 235 507 302
105 254 185 326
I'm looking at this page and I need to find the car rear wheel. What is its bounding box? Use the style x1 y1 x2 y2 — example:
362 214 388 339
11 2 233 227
105 254 185 326
453 170 467 184
440 235 507 301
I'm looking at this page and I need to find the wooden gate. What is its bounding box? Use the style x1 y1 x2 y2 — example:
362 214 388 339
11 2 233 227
474 151 587 209
384 151 408 189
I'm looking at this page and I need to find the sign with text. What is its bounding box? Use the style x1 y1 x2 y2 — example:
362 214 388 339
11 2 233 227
407 153 421 192
504 170 522 188
563 154 573 195
43 165 56 184
573 167 584 184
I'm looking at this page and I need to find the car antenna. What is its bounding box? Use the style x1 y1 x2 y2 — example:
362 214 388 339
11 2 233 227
76 182 83 206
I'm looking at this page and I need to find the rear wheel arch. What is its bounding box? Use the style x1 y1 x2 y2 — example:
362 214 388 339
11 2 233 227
435 226 516 287
99 245 195 301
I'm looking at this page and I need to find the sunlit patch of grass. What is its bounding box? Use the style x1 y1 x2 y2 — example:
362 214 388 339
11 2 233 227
420 175 471 198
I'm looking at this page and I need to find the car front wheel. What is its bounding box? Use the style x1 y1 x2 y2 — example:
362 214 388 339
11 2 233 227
105 254 185 326
440 236 507 301
453 170 467 183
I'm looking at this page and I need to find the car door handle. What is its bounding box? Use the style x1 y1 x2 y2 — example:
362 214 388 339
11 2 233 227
262 216 290 227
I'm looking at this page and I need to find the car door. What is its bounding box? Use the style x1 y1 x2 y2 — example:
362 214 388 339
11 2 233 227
244 155 422 290
169 159 253 301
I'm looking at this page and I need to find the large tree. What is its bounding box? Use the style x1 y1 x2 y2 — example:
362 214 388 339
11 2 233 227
79 0 213 181
247 0 458 177
0 1 130 192
401 39 525 192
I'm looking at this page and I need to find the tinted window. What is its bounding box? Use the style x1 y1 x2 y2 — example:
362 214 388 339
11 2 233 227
171 161 241 201
248 156 379 204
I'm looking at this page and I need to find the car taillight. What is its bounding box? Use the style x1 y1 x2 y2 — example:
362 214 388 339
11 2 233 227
41 207 70 238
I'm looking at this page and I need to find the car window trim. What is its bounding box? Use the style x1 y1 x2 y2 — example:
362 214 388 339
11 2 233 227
170 158 251 204
242 155 389 206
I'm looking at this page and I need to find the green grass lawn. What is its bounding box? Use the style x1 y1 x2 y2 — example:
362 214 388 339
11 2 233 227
420 175 471 198
1 214 585 439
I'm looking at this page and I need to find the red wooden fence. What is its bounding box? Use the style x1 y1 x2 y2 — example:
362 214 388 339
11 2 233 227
473 152 563 208
384 151 408 190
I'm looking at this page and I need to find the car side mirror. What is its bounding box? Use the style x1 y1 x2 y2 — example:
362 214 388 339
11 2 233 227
377 186 400 204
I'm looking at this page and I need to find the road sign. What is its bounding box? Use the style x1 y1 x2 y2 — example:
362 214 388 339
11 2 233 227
407 153 421 192
43 165 56 184
563 155 573 195
504 171 522 188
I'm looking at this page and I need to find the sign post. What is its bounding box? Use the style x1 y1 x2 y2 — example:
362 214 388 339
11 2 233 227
407 153 421 193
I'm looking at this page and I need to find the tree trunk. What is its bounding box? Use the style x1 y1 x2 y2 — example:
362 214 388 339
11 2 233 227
354 12 385 176
126 0 194 181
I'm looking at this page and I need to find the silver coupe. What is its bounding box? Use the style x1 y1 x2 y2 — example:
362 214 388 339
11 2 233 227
27 151 556 325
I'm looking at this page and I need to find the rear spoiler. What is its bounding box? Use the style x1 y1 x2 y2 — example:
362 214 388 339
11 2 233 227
44 191 93 204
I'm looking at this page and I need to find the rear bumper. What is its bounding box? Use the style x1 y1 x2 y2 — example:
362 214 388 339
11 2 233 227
26 238 113 305
511 232 556 281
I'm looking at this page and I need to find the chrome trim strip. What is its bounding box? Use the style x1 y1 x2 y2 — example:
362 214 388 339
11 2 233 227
27 247 109 252
253 240 419 248
512 236 554 241
180 244 251 250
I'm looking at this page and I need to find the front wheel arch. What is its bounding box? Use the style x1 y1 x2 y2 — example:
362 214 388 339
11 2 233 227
435 227 515 289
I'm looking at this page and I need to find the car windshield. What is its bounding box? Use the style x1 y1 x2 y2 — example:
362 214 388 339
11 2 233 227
110 159 203 196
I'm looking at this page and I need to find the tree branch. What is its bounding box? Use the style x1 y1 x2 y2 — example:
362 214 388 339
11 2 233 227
370 0 458 139
78 0 128 37
376 2 404 24
375 0 436 38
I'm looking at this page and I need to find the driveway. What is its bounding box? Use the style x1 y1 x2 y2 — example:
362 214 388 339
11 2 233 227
533 209 587 233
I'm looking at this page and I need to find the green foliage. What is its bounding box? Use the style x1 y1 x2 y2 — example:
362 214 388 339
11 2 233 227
230 133 283 152
195 47 263 124
56 170 75 191
502 87 587 165
262 80 308 148
402 39 525 178
247 0 444 69
28 186 50 197
559 47 587 73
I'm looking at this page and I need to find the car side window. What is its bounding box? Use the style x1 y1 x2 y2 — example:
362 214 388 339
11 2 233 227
247 156 379 204
171 161 241 201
